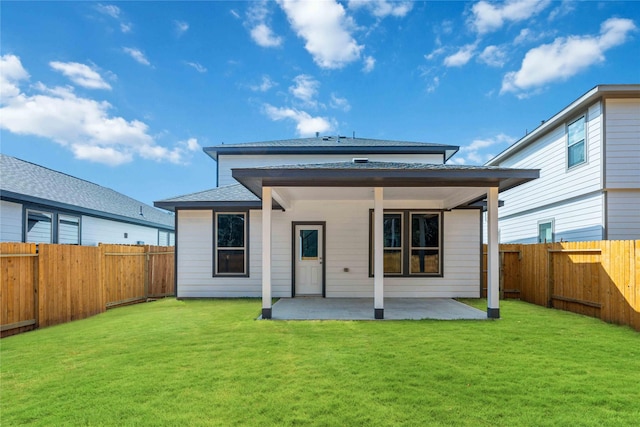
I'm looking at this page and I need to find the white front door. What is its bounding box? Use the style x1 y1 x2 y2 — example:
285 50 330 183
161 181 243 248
294 224 323 296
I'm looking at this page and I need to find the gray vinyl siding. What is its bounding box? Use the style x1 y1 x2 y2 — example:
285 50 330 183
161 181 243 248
605 98 640 189
217 153 444 187
1 200 23 242
606 191 640 240
80 216 161 246
494 101 604 243
496 193 604 243
176 203 480 298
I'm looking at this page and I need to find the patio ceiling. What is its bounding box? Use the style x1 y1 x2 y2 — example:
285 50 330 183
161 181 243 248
271 186 489 210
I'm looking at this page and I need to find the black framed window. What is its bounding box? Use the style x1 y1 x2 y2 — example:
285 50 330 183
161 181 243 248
214 212 248 276
370 210 442 277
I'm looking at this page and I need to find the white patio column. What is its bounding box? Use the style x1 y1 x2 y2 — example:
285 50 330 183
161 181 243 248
262 186 272 319
487 186 500 319
374 187 384 319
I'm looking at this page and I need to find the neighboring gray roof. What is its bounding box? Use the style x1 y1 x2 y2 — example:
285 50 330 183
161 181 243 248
1 154 174 229
154 184 263 211
487 84 640 166
204 136 459 162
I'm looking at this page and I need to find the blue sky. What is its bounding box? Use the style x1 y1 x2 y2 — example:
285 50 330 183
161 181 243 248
1 1 638 207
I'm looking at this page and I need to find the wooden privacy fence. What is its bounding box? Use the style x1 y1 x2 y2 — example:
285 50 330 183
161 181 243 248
1 243 174 337
483 240 639 331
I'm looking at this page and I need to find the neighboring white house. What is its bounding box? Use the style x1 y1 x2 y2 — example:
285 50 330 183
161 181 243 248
155 137 538 319
0 154 175 246
485 84 640 244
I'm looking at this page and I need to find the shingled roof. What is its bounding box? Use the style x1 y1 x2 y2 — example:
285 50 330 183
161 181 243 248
1 154 174 229
154 184 263 211
204 136 459 162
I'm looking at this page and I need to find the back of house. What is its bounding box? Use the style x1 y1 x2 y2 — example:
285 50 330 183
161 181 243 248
156 135 538 319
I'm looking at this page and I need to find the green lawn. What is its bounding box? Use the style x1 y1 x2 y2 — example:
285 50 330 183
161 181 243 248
1 299 639 426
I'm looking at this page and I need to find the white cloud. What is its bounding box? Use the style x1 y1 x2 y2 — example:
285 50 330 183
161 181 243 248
289 74 319 106
123 47 151 66
449 133 515 165
478 45 507 68
185 61 207 73
424 46 445 61
250 23 284 47
72 145 132 165
468 0 551 34
362 56 375 72
426 76 440 94
277 0 363 69
95 3 132 33
95 3 120 19
348 0 413 18
0 54 30 98
182 137 201 151
548 0 575 21
175 20 189 37
249 75 276 92
330 93 351 112
0 55 193 166
263 104 334 136
246 1 283 48
49 61 112 90
444 44 476 67
502 18 637 95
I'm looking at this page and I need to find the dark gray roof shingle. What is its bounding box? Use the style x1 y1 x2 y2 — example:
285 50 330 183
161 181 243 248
212 137 450 148
154 184 262 211
157 184 259 203
248 161 519 171
204 136 459 161
1 154 174 228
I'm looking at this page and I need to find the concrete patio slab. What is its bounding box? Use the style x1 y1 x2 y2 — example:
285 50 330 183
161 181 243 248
263 297 487 320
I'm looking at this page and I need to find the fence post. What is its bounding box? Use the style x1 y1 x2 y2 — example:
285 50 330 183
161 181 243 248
144 245 150 300
33 244 39 329
547 245 554 308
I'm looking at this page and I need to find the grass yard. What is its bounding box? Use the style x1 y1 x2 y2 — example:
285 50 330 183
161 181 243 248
1 299 639 426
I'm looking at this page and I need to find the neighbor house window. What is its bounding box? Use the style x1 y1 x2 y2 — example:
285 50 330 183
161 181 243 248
214 212 247 276
370 210 442 277
26 210 53 243
158 230 175 246
538 221 554 243
567 115 586 168
58 215 80 245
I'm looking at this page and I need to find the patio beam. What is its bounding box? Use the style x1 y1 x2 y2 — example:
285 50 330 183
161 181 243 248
374 187 384 319
262 186 272 319
487 186 500 319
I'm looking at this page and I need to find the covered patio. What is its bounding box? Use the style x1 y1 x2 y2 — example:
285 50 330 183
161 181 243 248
262 297 486 320
233 161 538 320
